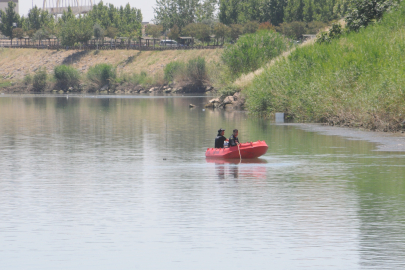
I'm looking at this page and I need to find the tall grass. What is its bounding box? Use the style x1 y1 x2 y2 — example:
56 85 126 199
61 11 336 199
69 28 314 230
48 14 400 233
118 71 157 86
186 57 206 86
221 30 293 78
164 57 207 86
164 61 185 82
54 65 80 90
87 63 116 87
245 2 405 131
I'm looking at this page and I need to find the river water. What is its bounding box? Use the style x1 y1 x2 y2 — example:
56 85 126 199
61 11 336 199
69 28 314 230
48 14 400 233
1 95 405 270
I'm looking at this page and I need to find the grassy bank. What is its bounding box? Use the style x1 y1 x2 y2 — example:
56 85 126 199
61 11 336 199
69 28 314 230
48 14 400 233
245 2 405 132
0 48 222 89
207 30 295 96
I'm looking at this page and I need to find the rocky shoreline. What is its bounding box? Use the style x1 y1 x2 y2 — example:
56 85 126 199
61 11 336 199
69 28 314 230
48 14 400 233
0 82 217 95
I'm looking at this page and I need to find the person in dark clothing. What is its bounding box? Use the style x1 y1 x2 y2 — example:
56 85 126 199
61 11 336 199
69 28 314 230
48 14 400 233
215 128 228 148
229 129 240 147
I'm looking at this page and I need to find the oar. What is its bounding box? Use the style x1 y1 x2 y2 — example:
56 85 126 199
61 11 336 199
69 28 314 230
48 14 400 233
237 144 242 163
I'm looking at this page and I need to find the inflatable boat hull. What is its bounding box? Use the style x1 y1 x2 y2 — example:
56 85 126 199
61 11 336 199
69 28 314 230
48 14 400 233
205 140 268 159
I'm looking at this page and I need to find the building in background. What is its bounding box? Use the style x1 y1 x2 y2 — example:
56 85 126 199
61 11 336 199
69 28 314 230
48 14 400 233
0 0 19 14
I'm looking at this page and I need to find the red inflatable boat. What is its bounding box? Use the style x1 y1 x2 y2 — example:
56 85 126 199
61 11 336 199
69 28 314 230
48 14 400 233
205 140 268 159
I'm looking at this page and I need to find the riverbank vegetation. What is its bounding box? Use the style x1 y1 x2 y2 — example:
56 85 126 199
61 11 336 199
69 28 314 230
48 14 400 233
245 0 405 131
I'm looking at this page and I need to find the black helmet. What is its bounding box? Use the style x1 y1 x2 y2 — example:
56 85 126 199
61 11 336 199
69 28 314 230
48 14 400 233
218 128 225 134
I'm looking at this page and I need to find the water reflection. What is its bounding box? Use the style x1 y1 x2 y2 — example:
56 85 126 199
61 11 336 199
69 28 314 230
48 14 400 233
206 158 268 180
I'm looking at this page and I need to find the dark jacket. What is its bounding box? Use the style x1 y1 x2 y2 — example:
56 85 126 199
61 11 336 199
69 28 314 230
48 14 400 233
215 135 227 148
229 134 239 147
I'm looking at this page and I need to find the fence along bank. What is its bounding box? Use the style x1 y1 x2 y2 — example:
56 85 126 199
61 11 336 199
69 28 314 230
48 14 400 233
0 36 222 50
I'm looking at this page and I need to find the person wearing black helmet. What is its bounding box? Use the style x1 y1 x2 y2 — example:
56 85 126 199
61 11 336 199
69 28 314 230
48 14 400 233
215 128 228 148
228 129 240 147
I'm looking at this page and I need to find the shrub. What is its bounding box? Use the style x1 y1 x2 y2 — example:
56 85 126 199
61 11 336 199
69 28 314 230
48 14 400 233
23 74 32 85
164 61 185 82
32 68 47 91
120 71 154 86
54 65 80 90
186 57 206 85
228 24 243 41
164 57 207 85
316 23 343 44
87 63 116 87
305 21 328 34
242 21 259 34
276 21 306 39
258 22 276 31
221 30 293 77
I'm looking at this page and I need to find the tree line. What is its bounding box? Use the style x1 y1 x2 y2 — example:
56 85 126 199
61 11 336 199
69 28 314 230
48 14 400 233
153 0 350 31
0 1 142 46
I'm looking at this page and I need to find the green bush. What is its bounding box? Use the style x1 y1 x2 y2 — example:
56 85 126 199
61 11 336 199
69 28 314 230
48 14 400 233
54 65 80 90
120 71 154 86
23 74 32 85
32 68 47 91
221 30 293 78
316 23 343 44
186 57 206 85
164 61 185 82
87 63 116 87
164 57 207 85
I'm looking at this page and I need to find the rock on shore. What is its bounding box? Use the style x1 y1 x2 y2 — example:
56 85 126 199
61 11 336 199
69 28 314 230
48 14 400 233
205 92 245 109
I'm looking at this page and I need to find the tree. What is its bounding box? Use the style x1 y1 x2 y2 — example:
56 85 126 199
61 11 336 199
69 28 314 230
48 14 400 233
168 24 180 40
213 22 229 44
219 0 241 24
75 17 93 45
153 0 215 30
106 26 119 39
258 22 276 31
60 17 92 46
194 23 211 45
32 28 49 44
228 23 242 40
0 1 20 41
346 0 394 32
145 24 163 38
303 0 314 22
87 2 142 39
60 7 75 23
182 23 199 37
242 21 259 34
284 0 304 22
276 21 305 39
12 28 24 39
196 0 218 22
27 6 41 30
261 0 287 26
93 23 104 48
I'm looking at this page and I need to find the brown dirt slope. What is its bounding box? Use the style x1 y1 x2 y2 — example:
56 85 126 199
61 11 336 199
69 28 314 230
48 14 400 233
0 48 223 82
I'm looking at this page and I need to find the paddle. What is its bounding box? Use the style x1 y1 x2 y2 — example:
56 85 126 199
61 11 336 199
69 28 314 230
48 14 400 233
237 144 242 163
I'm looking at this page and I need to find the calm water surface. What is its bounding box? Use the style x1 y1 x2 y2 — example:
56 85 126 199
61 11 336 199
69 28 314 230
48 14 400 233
1 95 405 270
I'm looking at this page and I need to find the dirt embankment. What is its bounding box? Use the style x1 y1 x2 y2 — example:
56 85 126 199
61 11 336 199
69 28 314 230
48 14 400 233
0 48 222 92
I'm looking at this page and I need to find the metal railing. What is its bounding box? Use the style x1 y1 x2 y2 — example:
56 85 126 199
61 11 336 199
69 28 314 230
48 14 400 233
0 39 223 51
